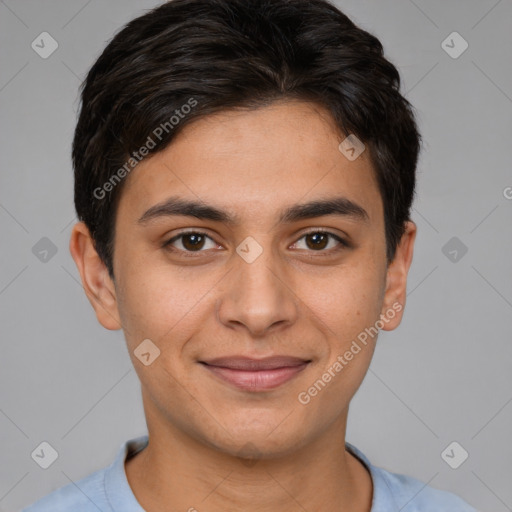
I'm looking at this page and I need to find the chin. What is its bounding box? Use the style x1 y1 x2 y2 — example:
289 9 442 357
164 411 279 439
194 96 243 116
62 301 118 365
201 416 312 460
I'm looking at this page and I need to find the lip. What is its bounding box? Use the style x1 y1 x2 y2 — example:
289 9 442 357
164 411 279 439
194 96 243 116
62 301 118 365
200 356 311 392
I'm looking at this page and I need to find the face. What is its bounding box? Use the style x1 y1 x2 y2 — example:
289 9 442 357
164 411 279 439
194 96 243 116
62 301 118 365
71 99 415 458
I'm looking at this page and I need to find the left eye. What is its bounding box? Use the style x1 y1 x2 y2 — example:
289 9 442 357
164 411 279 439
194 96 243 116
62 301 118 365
292 231 347 252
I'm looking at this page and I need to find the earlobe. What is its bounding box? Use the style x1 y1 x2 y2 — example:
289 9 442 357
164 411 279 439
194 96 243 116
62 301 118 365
69 222 122 331
380 221 417 331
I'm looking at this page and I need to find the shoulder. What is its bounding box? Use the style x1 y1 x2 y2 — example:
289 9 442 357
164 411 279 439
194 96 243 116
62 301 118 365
22 435 149 511
22 467 110 512
346 442 478 512
374 465 478 511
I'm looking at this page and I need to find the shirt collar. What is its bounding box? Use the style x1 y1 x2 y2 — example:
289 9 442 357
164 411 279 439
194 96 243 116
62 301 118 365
346 441 399 511
104 435 148 510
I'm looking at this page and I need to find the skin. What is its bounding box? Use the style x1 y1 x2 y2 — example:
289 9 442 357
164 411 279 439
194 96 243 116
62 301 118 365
70 99 416 511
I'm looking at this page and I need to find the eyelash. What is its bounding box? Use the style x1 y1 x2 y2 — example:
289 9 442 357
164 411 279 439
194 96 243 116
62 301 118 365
162 229 349 258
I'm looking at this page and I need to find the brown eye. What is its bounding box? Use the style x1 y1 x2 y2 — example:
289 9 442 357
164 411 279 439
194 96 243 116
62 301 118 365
294 231 348 252
181 233 206 251
163 231 217 253
305 232 329 250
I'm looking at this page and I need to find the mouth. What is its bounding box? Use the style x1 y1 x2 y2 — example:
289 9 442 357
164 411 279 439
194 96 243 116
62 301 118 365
199 356 311 392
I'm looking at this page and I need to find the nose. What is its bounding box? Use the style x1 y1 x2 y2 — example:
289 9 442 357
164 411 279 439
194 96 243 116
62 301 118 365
215 243 299 337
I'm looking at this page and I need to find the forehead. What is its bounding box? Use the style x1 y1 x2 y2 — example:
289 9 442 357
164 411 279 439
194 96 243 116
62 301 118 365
118 100 382 225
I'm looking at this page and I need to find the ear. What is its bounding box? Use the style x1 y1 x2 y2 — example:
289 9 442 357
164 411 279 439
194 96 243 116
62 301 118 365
69 222 122 330
379 220 416 331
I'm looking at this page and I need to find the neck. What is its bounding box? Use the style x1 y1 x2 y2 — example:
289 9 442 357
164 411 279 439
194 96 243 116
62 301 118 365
125 407 373 511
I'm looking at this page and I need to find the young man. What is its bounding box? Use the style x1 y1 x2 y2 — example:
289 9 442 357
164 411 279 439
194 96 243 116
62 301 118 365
24 0 477 510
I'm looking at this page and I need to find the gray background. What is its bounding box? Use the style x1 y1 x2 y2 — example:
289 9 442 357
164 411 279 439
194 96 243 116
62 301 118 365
0 1 511 510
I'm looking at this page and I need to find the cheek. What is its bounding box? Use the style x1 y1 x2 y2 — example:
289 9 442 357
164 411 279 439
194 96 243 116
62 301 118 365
114 261 217 352
297 256 385 393
296 278 382 416
114 265 173 348
301 261 385 334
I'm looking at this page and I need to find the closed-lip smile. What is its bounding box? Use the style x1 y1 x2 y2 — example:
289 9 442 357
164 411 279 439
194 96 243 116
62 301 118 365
199 356 311 391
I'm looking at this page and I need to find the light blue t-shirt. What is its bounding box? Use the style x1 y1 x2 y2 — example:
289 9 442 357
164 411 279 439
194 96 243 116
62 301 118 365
23 435 477 511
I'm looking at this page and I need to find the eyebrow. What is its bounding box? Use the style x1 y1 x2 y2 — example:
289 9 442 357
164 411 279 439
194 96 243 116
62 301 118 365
137 195 369 226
